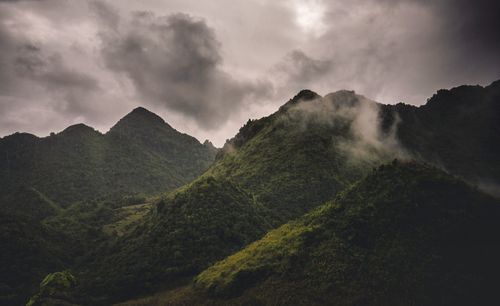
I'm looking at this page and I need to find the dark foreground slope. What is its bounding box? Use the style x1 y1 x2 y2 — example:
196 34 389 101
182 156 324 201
0 211 73 306
0 107 216 207
165 161 500 306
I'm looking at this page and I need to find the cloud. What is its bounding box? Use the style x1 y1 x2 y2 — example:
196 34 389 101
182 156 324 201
14 44 102 109
273 50 333 95
431 0 500 60
94 4 273 129
379 0 500 64
0 3 122 136
274 0 500 107
283 91 408 163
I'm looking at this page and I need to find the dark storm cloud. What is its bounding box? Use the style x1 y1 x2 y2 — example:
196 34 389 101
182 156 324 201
275 50 333 89
94 4 273 129
436 0 500 58
407 0 500 98
0 1 123 137
13 43 100 95
0 5 101 107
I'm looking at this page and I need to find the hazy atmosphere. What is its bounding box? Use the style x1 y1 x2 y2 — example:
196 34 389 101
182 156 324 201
1 0 499 145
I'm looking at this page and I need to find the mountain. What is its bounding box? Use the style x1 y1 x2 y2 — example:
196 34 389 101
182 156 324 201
112 81 500 305
4 80 500 305
381 80 500 194
0 107 217 305
75 90 401 304
211 89 399 220
77 81 500 304
0 107 217 207
159 161 500 306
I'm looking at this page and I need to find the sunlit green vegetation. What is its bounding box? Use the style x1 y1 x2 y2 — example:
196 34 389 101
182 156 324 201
26 270 77 306
190 161 500 306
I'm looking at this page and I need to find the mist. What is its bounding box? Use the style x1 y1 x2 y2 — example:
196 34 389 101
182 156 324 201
283 90 410 166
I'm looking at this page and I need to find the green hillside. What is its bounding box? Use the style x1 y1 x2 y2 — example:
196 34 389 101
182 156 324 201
186 161 500 306
0 107 217 207
0 186 61 221
210 89 398 220
76 90 398 304
0 107 217 305
76 176 273 304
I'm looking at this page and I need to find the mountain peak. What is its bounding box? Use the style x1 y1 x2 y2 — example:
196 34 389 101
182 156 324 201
203 139 216 148
322 89 378 109
292 89 321 102
109 107 172 134
488 79 500 89
324 89 356 99
130 106 153 114
59 123 99 136
279 89 321 112
127 107 166 123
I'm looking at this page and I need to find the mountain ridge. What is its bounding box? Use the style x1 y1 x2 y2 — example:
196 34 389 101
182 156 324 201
0 106 217 206
381 79 500 188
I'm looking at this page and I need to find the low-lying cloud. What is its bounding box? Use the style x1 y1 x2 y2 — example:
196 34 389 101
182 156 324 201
284 91 409 164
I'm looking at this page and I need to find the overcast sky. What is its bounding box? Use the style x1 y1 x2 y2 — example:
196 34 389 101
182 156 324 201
1 0 499 146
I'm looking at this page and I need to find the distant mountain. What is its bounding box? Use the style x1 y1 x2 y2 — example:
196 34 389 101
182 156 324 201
0 107 217 305
0 107 217 207
185 161 500 306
